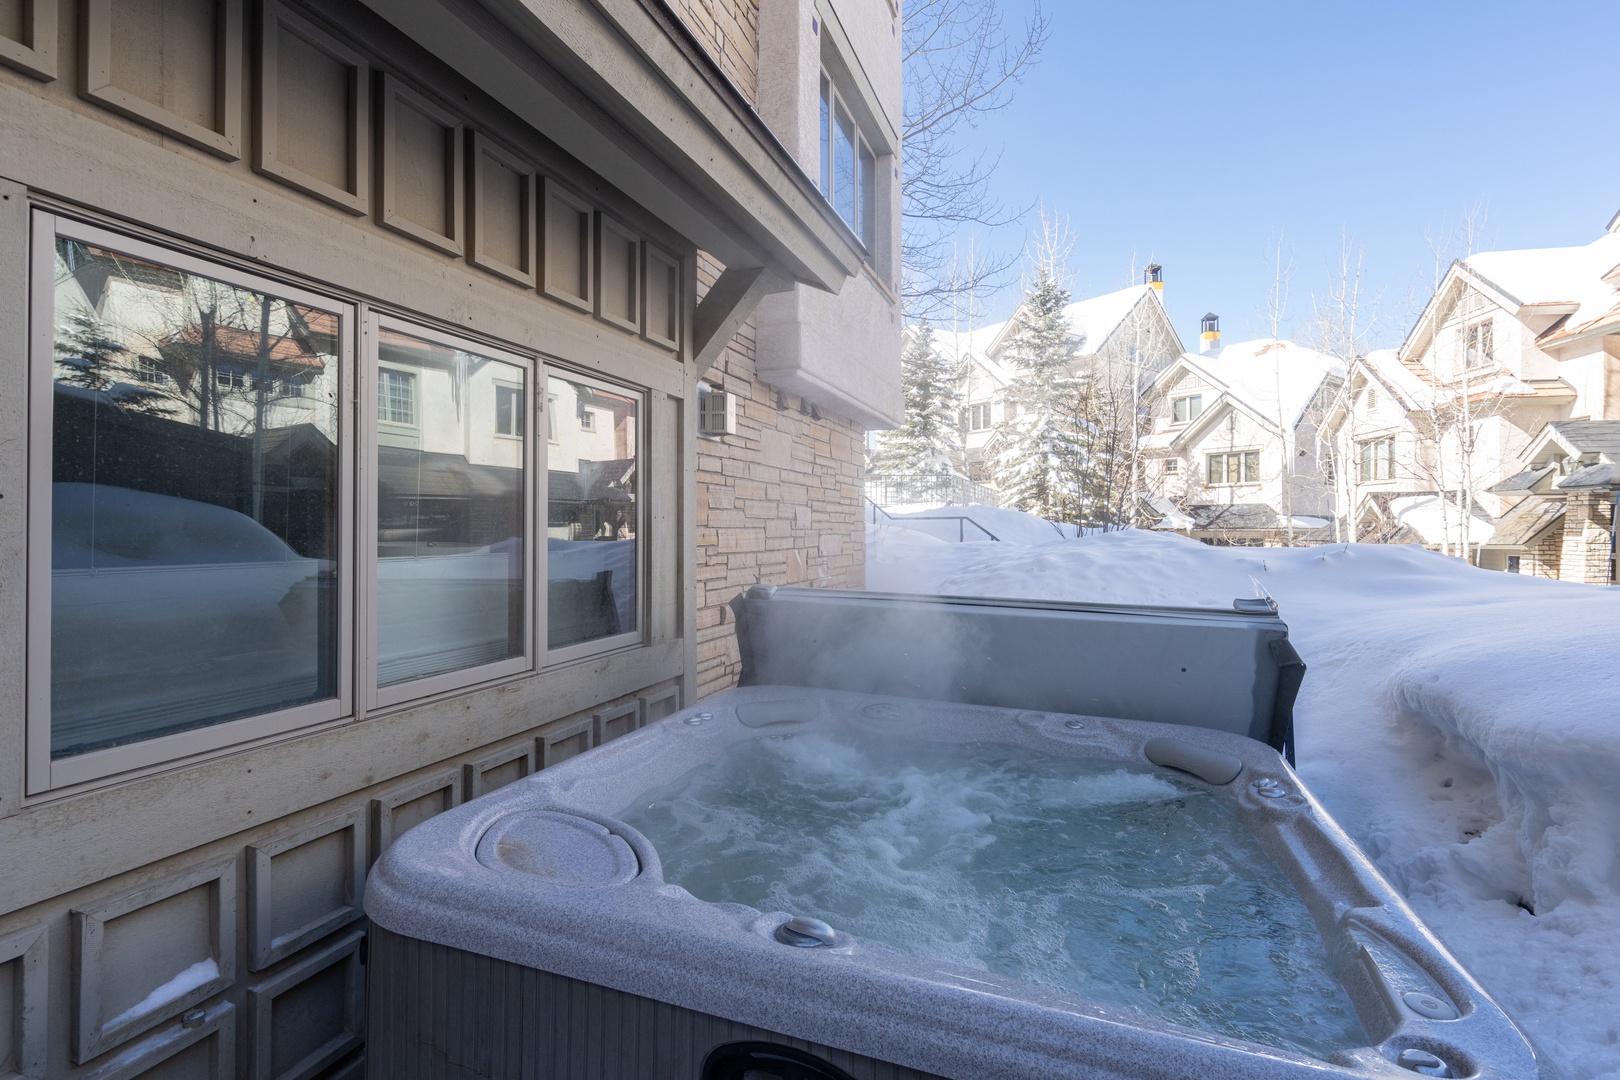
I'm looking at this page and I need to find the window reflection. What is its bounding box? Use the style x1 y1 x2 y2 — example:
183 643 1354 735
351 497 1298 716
50 238 341 758
547 375 637 649
375 328 526 687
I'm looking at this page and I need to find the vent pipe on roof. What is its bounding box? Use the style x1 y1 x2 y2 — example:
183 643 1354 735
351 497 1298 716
1200 312 1221 354
1144 263 1163 299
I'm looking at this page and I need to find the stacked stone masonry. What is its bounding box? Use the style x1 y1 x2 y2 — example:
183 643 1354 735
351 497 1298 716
694 257 867 699
666 0 761 103
1558 492 1616 585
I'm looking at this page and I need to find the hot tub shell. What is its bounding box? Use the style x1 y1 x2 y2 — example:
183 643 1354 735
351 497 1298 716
364 683 1543 1080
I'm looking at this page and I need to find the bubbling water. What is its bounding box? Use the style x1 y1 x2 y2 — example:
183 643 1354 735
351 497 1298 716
619 728 1368 1059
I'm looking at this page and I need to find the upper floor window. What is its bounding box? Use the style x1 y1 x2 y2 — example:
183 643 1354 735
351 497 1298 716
1164 459 1180 475
1465 321 1494 368
496 383 524 437
378 368 416 426
1207 450 1259 485
1173 394 1203 424
820 71 875 248
1359 436 1395 482
969 402 993 431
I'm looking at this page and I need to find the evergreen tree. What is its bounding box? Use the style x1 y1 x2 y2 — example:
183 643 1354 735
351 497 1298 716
875 319 963 501
991 263 1092 522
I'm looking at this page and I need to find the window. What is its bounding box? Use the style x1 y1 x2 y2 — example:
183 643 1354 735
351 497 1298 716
970 402 993 431
33 216 349 791
819 70 876 247
134 356 167 384
1164 459 1179 475
378 368 415 425
1206 451 1260 485
1359 437 1395 481
1465 321 1494 368
547 375 640 655
496 384 524 437
372 322 529 700
578 407 596 432
1172 395 1203 424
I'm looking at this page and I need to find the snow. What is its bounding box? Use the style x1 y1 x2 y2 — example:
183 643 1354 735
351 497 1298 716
882 504 1076 545
108 958 219 1027
1169 339 1345 432
931 283 1157 375
1465 231 1620 331
868 510 1620 1078
1382 494 1496 546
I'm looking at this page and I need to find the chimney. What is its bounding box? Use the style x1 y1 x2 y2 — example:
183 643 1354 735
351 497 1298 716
1200 312 1220 354
1144 263 1163 298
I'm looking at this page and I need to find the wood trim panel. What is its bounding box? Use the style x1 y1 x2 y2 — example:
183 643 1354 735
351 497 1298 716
254 0 369 215
72 858 237 1063
79 1001 235 1080
0 0 56 81
536 717 593 769
468 132 538 288
368 767 460 859
462 741 535 801
246 931 363 1080
594 212 641 334
642 242 680 352
81 0 243 160
592 699 641 744
377 73 464 256
0 925 46 1079
540 177 593 312
245 810 366 973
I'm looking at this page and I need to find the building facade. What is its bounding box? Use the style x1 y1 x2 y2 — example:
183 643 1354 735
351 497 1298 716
0 2 898 1078
1139 333 1343 546
1321 219 1620 573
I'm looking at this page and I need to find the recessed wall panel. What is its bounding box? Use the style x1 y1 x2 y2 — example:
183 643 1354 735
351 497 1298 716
75 861 236 1062
82 0 242 158
594 700 640 745
639 685 680 725
469 134 535 286
643 245 679 351
247 811 365 972
596 215 639 332
247 932 362 1080
541 180 592 309
0 0 57 80
370 769 460 857
255 2 367 214
538 718 592 769
463 743 533 800
79 1002 235 1080
0 924 46 1079
379 75 463 256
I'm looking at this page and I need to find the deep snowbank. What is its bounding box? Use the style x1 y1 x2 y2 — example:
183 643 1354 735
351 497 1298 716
868 519 1620 1079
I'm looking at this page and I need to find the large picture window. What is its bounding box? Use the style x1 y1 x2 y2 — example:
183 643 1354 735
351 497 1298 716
1206 450 1260 486
370 321 530 701
33 216 351 790
1359 437 1395 482
546 374 640 654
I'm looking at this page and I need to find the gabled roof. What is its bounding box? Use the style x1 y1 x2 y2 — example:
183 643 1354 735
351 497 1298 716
1404 230 1620 359
932 283 1179 386
1544 419 1620 458
1145 339 1343 447
1484 497 1566 548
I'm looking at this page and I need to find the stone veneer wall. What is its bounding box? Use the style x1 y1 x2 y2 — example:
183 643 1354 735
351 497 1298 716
1525 521 1564 579
1558 491 1615 584
665 0 761 100
693 263 866 699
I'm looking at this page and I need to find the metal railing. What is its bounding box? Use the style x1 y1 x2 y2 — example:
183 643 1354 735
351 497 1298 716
866 499 1000 542
865 473 1002 509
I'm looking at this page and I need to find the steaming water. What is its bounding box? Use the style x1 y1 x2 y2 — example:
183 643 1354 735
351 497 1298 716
620 729 1368 1058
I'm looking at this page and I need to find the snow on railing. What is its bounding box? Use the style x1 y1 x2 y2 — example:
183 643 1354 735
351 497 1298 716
865 473 1002 509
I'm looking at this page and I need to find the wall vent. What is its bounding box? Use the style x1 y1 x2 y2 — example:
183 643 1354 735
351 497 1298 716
698 383 736 437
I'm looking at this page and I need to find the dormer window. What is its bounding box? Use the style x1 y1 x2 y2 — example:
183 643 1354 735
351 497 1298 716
819 71 875 248
1172 394 1203 424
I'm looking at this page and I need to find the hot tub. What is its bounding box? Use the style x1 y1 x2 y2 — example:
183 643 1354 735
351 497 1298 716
364 683 1542 1079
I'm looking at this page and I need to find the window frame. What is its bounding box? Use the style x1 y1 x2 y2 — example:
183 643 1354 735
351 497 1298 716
1359 435 1396 482
818 67 875 249
1205 449 1261 486
363 313 537 711
27 212 356 795
1464 320 1494 369
1172 394 1203 424
542 366 647 666
969 401 993 432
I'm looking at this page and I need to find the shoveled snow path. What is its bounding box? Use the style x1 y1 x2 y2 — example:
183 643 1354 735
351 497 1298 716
869 522 1620 1079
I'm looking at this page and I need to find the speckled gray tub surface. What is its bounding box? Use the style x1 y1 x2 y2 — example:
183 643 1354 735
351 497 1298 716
365 686 1543 1080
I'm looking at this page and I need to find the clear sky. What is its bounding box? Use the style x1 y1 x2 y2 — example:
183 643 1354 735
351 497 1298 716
959 0 1620 351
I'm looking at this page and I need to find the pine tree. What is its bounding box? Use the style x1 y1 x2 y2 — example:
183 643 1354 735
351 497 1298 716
875 319 963 501
991 263 1091 522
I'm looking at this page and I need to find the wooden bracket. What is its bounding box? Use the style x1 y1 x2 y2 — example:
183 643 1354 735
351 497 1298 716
692 265 790 374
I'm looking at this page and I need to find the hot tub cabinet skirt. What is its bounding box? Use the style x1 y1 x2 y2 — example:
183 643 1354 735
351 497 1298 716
365 926 947 1080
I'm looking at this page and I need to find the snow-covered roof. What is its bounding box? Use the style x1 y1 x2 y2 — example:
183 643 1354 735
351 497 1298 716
1360 349 1438 411
1156 338 1344 434
929 283 1164 385
1407 230 1620 357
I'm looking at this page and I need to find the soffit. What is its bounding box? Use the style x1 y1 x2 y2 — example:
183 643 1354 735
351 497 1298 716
358 0 864 291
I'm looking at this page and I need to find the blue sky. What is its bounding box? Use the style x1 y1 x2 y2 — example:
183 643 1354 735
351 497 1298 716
960 0 1620 350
